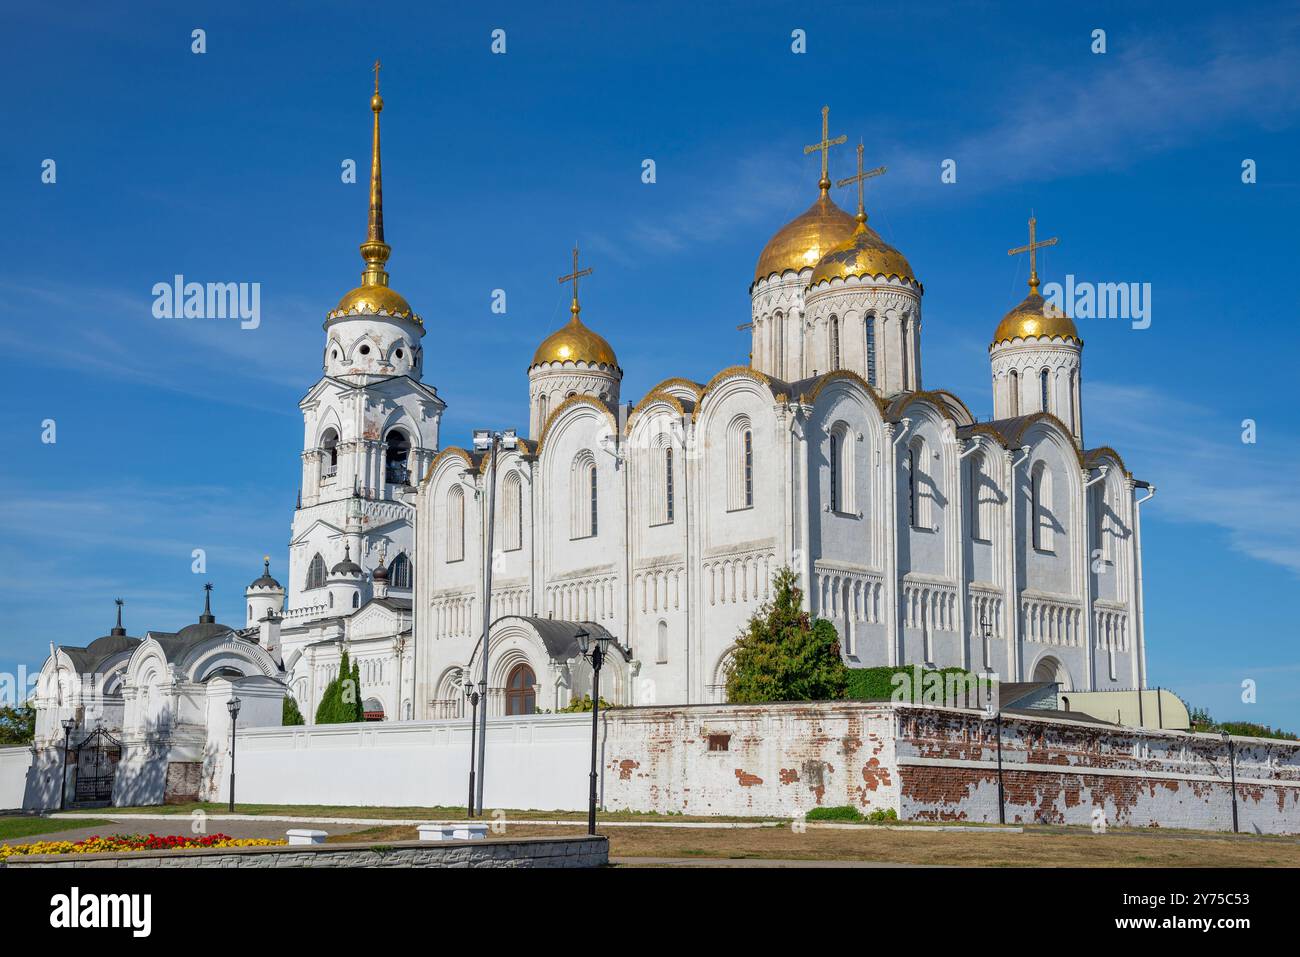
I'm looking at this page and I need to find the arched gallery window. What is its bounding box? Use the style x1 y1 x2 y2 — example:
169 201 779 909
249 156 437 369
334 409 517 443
829 315 841 371
727 417 754 511
571 452 597 539
865 316 877 387
388 552 412 589
306 553 327 590
1032 462 1055 552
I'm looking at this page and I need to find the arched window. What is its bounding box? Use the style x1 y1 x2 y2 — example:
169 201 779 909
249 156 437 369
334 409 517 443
1032 462 1055 552
1008 369 1019 416
650 438 674 526
665 446 675 523
900 317 910 388
571 452 597 539
388 552 412 589
505 663 536 716
446 485 465 562
321 429 339 479
970 451 996 544
829 423 855 514
500 471 523 551
1040 369 1051 413
727 417 754 511
829 315 841 371
385 429 411 485
352 591 360 609
656 620 669 664
865 316 877 387
829 433 839 512
306 553 327 590
907 437 932 530
773 311 785 375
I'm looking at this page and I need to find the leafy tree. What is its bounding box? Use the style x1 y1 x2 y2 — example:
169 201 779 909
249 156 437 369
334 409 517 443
724 567 849 703
315 649 361 724
1190 705 1296 740
0 703 35 745
282 696 304 726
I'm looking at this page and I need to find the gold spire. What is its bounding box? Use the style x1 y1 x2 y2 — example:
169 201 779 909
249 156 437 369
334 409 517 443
804 105 848 193
558 243 593 319
332 61 419 323
1008 212 1057 293
837 141 886 225
360 58 390 288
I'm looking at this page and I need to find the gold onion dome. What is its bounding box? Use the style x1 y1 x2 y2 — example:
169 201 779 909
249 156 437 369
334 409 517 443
754 191 857 283
810 218 916 287
992 286 1080 346
331 60 422 325
531 313 618 369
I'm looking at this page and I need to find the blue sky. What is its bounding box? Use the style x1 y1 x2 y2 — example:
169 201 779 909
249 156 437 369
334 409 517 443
1 1 1297 728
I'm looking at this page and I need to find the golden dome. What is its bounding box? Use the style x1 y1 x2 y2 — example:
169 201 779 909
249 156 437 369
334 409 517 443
334 283 419 322
810 220 916 287
531 314 618 369
754 191 857 283
992 289 1080 345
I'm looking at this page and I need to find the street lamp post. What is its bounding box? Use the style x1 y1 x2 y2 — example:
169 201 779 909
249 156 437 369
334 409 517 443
575 627 611 836
471 428 517 816
463 673 481 818
227 696 242 813
59 718 74 811
994 711 1006 825
1221 730 1239 833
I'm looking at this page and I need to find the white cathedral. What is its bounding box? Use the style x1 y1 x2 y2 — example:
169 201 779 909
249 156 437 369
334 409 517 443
33 78 1153 793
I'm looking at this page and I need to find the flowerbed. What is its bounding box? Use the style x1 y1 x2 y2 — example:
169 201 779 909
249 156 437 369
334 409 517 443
0 833 286 859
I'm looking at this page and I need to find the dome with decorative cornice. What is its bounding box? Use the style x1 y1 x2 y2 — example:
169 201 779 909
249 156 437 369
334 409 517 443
754 190 857 284
531 314 618 369
809 219 917 288
992 288 1080 346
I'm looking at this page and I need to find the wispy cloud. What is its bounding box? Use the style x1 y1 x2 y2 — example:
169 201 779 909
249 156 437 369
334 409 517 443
1085 381 1300 576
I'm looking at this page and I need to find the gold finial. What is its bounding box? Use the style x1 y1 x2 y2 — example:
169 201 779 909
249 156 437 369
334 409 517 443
360 59 391 289
557 243 593 321
804 105 848 194
1007 212 1058 293
837 140 886 225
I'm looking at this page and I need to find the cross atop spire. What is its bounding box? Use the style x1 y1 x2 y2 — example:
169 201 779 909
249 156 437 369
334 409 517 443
558 244 594 320
1008 213 1058 293
372 57 381 94
111 598 126 637
837 141 886 224
804 105 848 193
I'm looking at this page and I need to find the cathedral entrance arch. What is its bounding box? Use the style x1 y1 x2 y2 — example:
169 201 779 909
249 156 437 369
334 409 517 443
1031 654 1070 691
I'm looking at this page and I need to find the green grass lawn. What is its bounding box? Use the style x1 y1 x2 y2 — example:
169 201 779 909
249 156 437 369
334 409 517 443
0 816 113 841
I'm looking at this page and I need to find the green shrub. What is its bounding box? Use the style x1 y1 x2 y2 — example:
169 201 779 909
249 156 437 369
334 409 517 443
845 664 990 706
282 696 304 726
316 649 363 724
558 695 614 713
805 805 862 822
865 808 899 823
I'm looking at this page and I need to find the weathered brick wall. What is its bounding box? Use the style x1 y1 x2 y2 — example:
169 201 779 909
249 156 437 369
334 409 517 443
894 707 1300 834
4 836 607 869
602 702 900 818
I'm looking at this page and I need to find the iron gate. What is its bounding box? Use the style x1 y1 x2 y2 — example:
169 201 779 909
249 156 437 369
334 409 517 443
72 727 122 805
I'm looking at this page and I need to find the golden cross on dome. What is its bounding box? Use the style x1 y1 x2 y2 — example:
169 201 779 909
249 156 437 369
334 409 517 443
1008 213 1058 293
558 244 593 318
837 141 886 223
372 58 381 93
804 105 848 191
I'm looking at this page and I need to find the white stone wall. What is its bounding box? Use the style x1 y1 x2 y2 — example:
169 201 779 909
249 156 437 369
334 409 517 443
0 746 32 810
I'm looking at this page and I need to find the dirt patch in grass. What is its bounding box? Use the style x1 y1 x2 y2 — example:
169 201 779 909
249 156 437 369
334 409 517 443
324 822 1300 867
